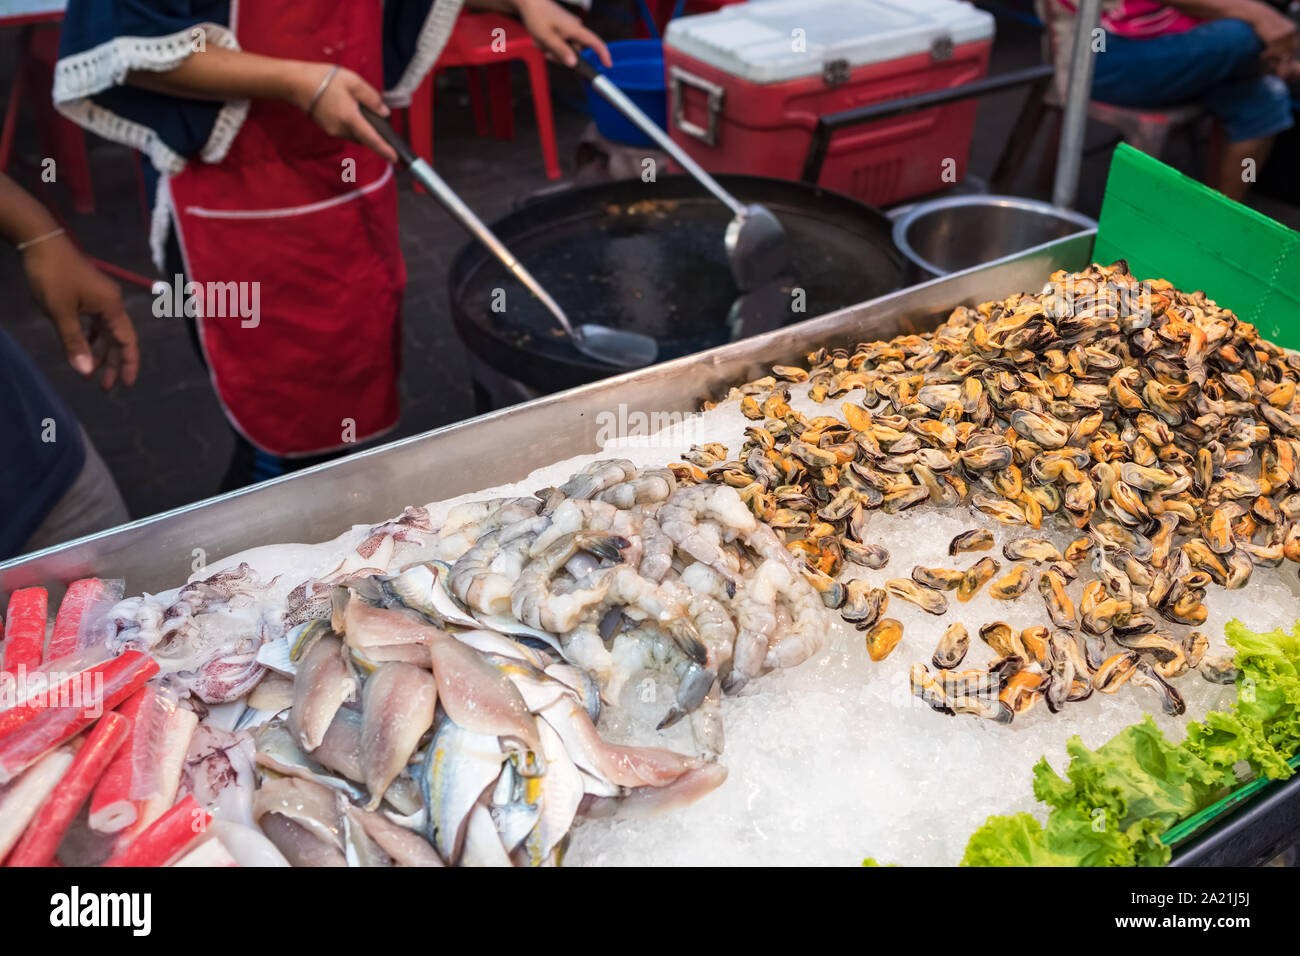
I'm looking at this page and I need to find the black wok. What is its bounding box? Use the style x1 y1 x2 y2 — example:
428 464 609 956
448 174 904 397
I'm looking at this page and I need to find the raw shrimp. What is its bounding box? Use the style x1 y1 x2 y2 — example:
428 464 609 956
435 497 542 560
688 684 725 761
594 466 676 509
551 459 638 502
637 514 674 583
512 530 709 665
530 498 645 567
675 562 737 671
762 563 829 670
656 484 757 582
724 558 785 693
599 565 708 665
511 532 628 634
606 625 715 733
448 528 537 617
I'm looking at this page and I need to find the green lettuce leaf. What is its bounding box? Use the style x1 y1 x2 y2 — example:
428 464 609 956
1184 708 1292 782
960 813 1075 867
1033 718 1224 831
897 618 1300 867
1224 620 1300 760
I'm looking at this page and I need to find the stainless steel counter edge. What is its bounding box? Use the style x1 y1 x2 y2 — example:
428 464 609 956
1 232 1097 597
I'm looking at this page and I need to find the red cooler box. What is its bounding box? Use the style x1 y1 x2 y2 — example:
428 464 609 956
663 0 995 206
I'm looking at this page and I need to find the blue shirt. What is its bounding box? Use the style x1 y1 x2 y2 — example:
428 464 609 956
0 327 86 559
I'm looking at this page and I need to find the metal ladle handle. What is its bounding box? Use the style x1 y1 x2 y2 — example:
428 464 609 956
360 106 579 341
571 56 746 218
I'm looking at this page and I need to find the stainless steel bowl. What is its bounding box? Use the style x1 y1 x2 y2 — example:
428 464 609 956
892 195 1098 281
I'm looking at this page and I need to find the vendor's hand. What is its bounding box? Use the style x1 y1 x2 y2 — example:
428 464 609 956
291 63 397 163
1249 4 1299 70
22 235 139 390
515 0 611 68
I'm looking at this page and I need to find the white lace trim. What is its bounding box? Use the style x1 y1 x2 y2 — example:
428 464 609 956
51 22 249 174
385 0 466 109
149 175 174 273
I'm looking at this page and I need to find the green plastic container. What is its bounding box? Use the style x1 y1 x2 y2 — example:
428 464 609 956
1091 146 1300 853
1094 144 1300 349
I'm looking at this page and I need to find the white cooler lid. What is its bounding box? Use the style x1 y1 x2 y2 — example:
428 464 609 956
664 0 995 85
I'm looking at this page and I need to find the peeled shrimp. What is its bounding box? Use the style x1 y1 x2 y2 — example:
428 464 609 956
530 498 645 567
725 558 785 692
435 497 542 560
675 562 738 672
552 459 639 501
656 484 756 581
594 466 676 509
637 514 674 583
511 532 627 634
448 528 536 617
762 564 828 670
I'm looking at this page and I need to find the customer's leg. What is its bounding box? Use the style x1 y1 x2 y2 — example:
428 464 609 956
1218 136 1276 200
1091 19 1267 108
1202 69 1293 197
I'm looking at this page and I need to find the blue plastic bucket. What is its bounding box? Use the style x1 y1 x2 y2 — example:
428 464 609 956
581 40 667 148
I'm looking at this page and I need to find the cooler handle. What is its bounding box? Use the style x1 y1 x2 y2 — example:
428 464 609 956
669 66 725 147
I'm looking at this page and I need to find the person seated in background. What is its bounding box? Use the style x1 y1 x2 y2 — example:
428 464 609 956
1053 0 1298 200
0 173 137 560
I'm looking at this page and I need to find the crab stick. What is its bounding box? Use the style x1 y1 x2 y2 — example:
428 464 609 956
87 687 151 834
45 579 104 663
0 651 157 784
0 650 156 742
5 712 129 867
111 701 198 850
0 745 75 862
124 702 197 842
2 588 47 677
102 795 210 867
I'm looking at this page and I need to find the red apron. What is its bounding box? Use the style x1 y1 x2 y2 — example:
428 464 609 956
168 0 405 456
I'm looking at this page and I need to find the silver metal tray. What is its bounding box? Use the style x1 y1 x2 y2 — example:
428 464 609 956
0 233 1096 598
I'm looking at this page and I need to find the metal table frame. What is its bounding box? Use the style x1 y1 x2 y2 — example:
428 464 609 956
3 229 1295 866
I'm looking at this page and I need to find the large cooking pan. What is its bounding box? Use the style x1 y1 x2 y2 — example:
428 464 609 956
449 174 904 394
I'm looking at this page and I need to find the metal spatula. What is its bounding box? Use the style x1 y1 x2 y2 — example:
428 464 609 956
362 107 658 369
571 57 791 291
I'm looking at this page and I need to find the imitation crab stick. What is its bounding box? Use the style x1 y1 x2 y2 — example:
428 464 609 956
5 712 129 867
102 795 210 867
0 652 157 784
1 588 47 677
45 579 104 663
111 700 198 850
0 650 154 742
0 745 75 862
87 686 151 834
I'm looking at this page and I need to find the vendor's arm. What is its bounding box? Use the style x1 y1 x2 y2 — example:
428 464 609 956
467 0 612 67
1162 0 1298 67
0 174 139 390
125 49 397 161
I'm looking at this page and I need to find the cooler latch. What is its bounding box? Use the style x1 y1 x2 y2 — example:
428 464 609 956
670 66 725 147
822 59 851 87
930 34 954 60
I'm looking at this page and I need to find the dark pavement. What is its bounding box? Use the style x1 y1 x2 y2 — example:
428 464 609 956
2 7 1297 529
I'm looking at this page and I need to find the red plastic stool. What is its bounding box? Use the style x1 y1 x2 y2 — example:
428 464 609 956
405 13 560 183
